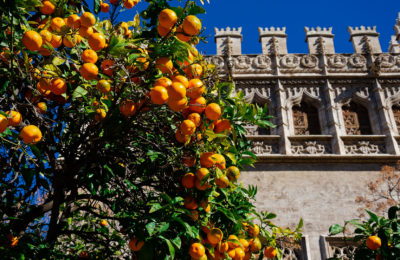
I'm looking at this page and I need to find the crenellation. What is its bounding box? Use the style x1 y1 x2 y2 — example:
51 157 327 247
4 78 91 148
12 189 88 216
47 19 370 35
305 26 335 54
214 27 243 55
348 26 382 54
389 35 400 53
258 26 288 55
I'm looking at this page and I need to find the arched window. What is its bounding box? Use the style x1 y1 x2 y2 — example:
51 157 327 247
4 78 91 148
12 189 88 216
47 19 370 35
342 101 372 135
392 105 400 134
292 101 321 135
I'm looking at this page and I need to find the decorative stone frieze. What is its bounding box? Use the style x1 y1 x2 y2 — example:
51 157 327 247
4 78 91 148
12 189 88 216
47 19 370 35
289 136 333 155
248 136 280 155
341 136 386 154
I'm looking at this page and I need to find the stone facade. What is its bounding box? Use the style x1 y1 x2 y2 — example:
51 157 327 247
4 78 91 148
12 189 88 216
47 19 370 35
206 13 400 260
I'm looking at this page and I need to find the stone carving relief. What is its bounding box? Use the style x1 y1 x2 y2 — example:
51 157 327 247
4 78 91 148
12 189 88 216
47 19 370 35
291 141 330 155
252 55 271 69
244 125 258 136
280 55 300 68
300 55 318 68
348 54 367 68
344 141 385 154
328 245 357 260
234 55 251 69
375 53 396 68
328 54 347 68
251 141 274 155
207 56 225 70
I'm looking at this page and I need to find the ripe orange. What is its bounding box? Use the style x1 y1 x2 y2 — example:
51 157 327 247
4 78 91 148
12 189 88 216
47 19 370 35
67 14 81 29
96 80 111 93
101 2 110 12
172 75 189 88
176 26 191 42
81 49 98 63
182 15 202 36
79 26 94 38
177 51 194 67
189 243 205 259
79 251 89 258
249 237 262 252
233 247 245 260
184 196 198 210
40 0 55 15
227 235 240 249
187 79 205 99
136 56 149 71
208 228 223 244
120 100 136 117
215 175 229 188
40 30 52 44
129 238 144 251
217 241 229 253
200 152 215 168
20 125 42 144
50 17 65 31
183 156 196 167
196 168 209 180
94 108 106 121
189 210 199 221
247 224 260 237
101 59 114 76
227 166 240 181
195 178 211 190
366 236 381 250
168 82 186 100
205 103 222 121
157 25 175 37
7 234 18 248
6 111 22 127
264 246 277 259
156 57 173 74
213 154 226 170
155 77 172 88
81 12 96 27
50 78 67 95
150 86 168 105
214 119 231 133
36 102 47 114
22 31 43 51
158 9 177 30
80 63 99 80
188 96 206 113
63 34 79 48
185 63 203 79
0 114 7 133
88 33 107 51
37 81 51 95
187 113 201 127
180 119 196 135
168 97 187 112
50 34 62 48
182 172 195 188
100 220 107 227
175 130 189 143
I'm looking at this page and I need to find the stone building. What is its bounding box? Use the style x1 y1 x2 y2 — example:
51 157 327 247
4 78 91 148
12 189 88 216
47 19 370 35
206 13 400 260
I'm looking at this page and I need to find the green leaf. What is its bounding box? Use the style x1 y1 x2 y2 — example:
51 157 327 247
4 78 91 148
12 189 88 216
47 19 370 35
146 222 156 236
365 210 379 223
52 57 65 66
329 224 344 235
149 203 162 213
188 5 206 15
94 0 101 14
160 236 175 259
297 218 304 229
72 86 88 100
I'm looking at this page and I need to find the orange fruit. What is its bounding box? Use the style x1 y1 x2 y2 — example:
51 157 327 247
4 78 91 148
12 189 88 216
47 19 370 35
157 25 175 37
36 102 47 114
0 114 7 133
101 59 114 76
228 249 236 258
205 103 222 121
179 120 196 135
79 251 89 258
188 210 199 221
217 241 229 253
79 26 94 38
177 51 194 67
188 96 206 113
63 34 79 48
100 220 107 226
136 57 149 71
247 224 260 237
176 26 191 42
184 196 198 210
208 228 223 244
51 78 67 95
227 166 240 181
50 17 65 31
81 12 96 27
182 172 195 188
239 239 249 249
81 49 98 63
96 79 111 93
37 81 51 95
40 0 55 15
168 97 187 112
67 14 81 29
233 247 245 260
156 57 173 74
80 63 99 80
22 31 43 51
120 100 136 117
189 243 205 259
172 75 189 88
187 113 201 127
158 9 177 30
20 125 42 144
264 247 277 259
40 30 52 44
168 82 186 100
366 236 381 250
101 2 110 12
182 15 201 36
94 108 106 121
213 154 226 170
88 33 107 51
6 111 22 127
196 168 209 180
183 156 196 167
187 79 205 99
227 235 240 249
185 63 203 79
175 130 189 143
249 237 262 252
124 0 138 9
215 175 229 188
200 152 215 168
129 238 144 251
195 178 211 190
155 77 172 88
50 34 62 48
214 119 231 133
150 86 168 105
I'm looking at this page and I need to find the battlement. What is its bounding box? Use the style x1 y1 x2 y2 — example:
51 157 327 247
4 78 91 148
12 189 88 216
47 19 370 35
304 26 333 36
258 26 287 35
214 27 242 37
348 25 379 36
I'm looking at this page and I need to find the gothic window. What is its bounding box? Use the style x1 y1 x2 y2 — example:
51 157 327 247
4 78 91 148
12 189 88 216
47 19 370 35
342 101 372 135
292 101 321 135
392 105 400 134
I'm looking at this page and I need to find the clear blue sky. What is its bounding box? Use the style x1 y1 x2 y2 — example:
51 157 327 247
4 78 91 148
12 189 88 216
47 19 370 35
97 0 399 55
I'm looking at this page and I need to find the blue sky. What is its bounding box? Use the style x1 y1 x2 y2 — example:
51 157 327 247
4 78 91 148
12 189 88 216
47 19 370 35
97 0 399 55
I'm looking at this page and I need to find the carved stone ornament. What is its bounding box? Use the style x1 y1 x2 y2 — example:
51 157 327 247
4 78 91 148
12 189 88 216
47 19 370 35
208 56 225 70
291 141 328 155
252 55 272 69
244 125 258 136
374 54 396 68
344 141 385 154
251 141 273 155
348 54 367 68
328 54 347 68
234 56 251 69
280 55 300 68
300 55 318 68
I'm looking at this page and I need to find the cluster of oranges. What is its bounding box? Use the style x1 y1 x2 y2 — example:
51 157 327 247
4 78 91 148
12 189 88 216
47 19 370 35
0 111 42 144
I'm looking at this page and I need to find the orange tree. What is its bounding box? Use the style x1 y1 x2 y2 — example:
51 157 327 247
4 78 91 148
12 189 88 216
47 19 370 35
0 0 301 258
